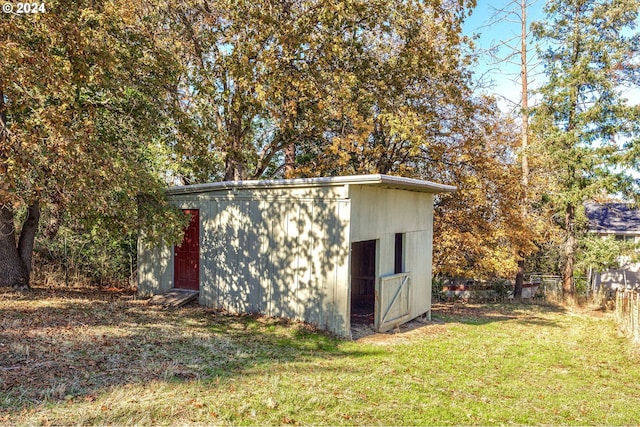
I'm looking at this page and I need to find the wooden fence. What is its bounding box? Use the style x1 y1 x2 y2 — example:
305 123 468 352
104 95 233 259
615 290 640 343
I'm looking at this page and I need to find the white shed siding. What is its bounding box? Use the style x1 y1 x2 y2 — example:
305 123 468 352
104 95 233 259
137 237 172 296
349 185 432 241
405 229 433 319
165 185 352 336
349 185 434 322
139 175 453 337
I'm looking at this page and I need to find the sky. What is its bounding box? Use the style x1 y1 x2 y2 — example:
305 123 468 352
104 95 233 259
462 0 546 113
462 0 639 113
463 0 640 182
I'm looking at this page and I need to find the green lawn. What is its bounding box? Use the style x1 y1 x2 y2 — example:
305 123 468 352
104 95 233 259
1 286 639 425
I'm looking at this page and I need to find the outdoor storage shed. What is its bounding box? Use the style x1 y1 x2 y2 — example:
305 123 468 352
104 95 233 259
138 174 455 337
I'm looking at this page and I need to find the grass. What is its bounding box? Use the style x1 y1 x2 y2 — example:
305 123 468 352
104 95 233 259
2 286 640 425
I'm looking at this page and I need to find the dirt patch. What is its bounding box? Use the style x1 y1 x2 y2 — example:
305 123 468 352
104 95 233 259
349 301 574 344
351 317 448 344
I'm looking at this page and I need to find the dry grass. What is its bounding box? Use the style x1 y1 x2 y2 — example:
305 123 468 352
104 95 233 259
2 285 640 425
1 286 335 419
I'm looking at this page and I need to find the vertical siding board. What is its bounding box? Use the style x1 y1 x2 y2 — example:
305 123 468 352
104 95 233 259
296 200 316 324
198 200 210 307
405 230 430 318
377 233 394 276
258 201 270 314
290 202 301 319
136 236 155 296
216 200 227 310
266 214 274 317
285 204 297 319
223 200 235 312
306 199 320 326
333 200 351 336
211 199 221 309
246 201 260 313
314 200 332 330
268 200 287 319
239 200 251 312
230 202 240 312
293 201 315 322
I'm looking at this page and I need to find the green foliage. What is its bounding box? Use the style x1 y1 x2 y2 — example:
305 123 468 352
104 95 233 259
156 0 479 182
531 0 640 206
35 225 137 286
0 1 194 287
431 102 534 279
32 190 189 287
576 234 639 275
530 0 640 297
1 0 176 211
525 241 564 275
431 277 448 302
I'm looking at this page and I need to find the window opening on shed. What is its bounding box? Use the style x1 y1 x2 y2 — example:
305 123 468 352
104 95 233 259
394 233 404 274
350 240 376 325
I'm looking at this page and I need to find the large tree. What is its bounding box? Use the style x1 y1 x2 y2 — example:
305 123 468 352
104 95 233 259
294 0 477 178
0 0 176 287
531 0 640 302
159 0 382 182
158 0 482 183
481 0 543 297
430 96 536 279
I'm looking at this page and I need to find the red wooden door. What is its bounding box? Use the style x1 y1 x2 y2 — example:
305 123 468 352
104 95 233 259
174 209 200 290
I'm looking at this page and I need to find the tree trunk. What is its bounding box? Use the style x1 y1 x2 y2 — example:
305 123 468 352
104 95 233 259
18 202 40 275
514 259 525 300
0 206 28 288
224 134 245 181
562 203 577 304
284 142 296 177
1 85 40 289
513 0 530 302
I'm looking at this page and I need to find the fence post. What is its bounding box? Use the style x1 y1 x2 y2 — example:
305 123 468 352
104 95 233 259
633 292 637 341
628 292 631 338
636 293 640 343
628 291 632 338
612 290 640 343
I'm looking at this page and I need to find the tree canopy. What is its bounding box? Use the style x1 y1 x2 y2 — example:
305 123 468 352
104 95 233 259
531 0 640 300
2 0 638 292
0 0 179 286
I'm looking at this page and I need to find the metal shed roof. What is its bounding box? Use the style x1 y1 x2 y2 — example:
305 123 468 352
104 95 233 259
166 174 456 196
586 203 640 235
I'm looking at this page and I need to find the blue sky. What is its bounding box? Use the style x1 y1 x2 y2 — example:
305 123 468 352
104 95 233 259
462 0 639 113
462 0 546 112
463 0 639 182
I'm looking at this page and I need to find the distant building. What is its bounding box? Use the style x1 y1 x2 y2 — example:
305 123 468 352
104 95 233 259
585 203 640 293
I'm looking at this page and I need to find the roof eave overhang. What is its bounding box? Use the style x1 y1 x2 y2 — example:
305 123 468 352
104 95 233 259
166 174 457 196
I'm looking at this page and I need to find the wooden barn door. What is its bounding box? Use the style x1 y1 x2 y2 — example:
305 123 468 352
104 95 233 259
377 273 410 332
174 209 200 290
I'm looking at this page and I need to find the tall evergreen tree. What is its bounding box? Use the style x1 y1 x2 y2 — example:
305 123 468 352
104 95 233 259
532 0 640 303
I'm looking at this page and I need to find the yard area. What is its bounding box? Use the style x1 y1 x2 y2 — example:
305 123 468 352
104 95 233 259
2 286 640 426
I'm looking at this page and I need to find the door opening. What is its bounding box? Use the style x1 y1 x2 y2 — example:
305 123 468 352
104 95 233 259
174 209 200 290
350 240 376 325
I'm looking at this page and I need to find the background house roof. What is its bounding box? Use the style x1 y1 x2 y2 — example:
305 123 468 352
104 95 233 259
585 203 640 235
166 174 457 196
